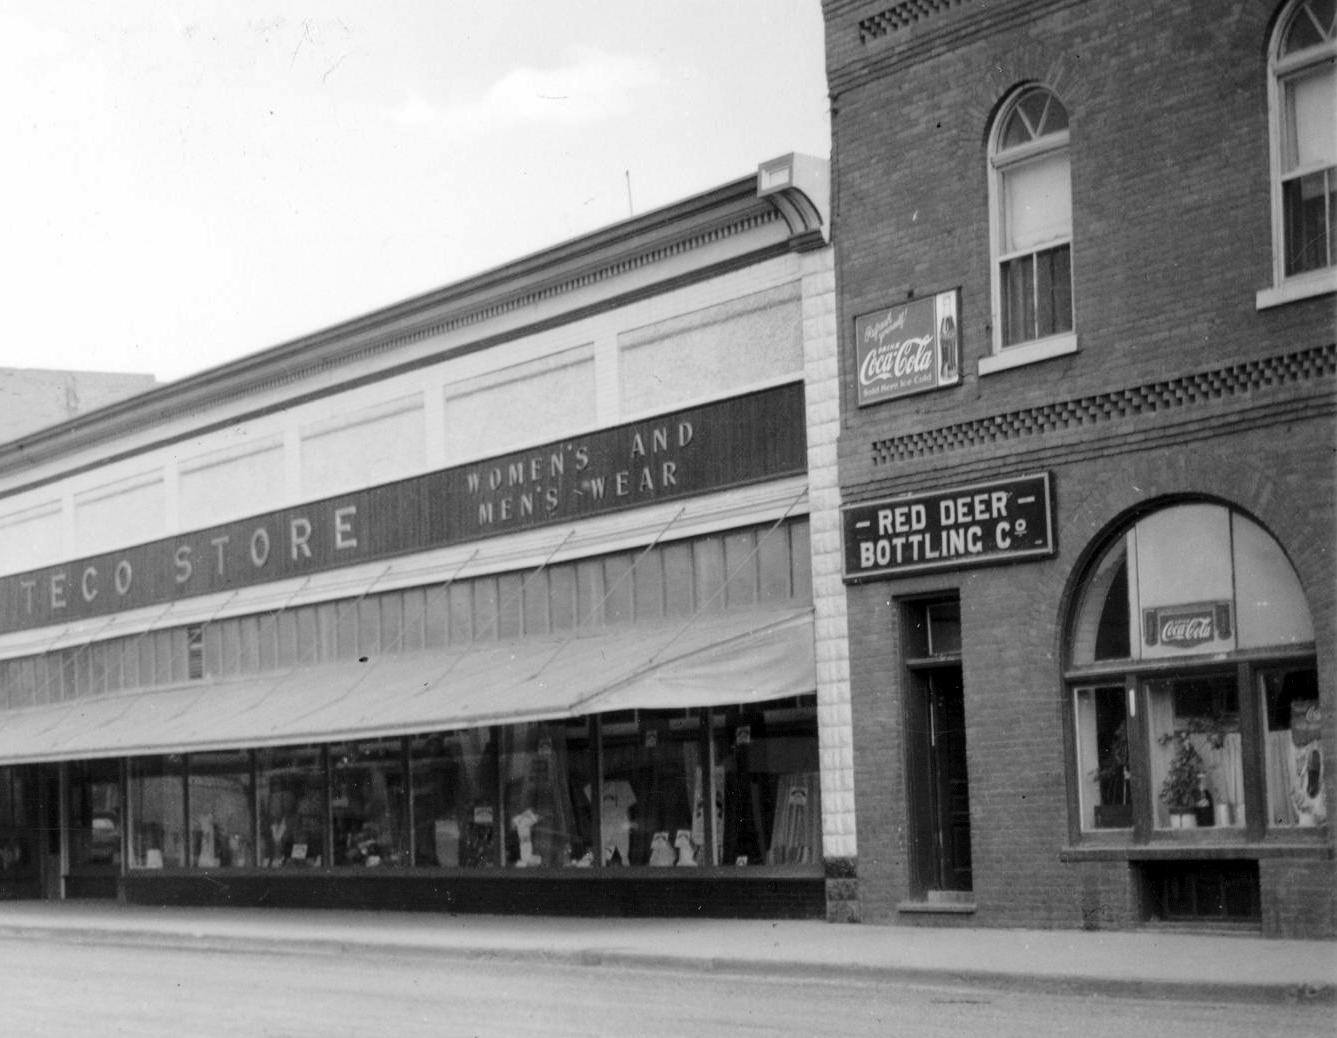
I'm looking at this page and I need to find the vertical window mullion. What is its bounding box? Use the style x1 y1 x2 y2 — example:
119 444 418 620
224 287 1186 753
1238 663 1266 841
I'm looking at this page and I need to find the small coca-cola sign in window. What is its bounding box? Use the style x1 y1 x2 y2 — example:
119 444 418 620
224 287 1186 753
1143 602 1233 649
854 290 960 407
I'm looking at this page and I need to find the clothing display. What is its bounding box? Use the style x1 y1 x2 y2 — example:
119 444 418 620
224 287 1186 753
767 772 821 865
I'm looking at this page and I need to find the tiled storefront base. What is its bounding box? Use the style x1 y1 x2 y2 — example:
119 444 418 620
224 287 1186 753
824 856 860 923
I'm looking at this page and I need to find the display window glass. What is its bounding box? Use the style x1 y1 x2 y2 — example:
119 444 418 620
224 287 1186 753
128 755 185 868
599 710 705 867
1067 503 1323 837
258 746 327 867
409 729 499 868
187 750 254 868
712 697 821 867
502 720 592 869
0 766 38 879
330 739 408 867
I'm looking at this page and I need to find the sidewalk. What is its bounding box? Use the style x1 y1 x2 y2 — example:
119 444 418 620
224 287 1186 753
0 900 1332 1004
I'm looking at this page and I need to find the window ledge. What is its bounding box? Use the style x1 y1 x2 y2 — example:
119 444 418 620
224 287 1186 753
897 899 977 915
1060 839 1333 863
1256 268 1337 310
978 332 1077 375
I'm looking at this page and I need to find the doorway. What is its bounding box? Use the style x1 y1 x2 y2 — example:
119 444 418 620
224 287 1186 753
903 598 972 898
906 667 973 894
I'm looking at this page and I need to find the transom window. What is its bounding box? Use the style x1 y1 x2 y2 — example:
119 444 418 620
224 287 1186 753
1265 0 1337 301
985 86 1076 371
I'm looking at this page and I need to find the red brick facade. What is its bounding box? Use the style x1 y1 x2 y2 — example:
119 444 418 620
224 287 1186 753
825 0 1335 935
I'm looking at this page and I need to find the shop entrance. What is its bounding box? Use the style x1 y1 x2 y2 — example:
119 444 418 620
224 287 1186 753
906 667 972 894
902 598 971 899
64 759 121 899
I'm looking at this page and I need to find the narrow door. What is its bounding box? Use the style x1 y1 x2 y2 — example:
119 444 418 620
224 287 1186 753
907 666 973 895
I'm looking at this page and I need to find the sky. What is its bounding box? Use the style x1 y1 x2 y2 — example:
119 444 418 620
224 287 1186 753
1 2 831 383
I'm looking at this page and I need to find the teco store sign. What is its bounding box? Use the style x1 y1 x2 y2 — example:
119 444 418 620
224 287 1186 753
854 290 960 407
842 473 1055 581
0 384 806 633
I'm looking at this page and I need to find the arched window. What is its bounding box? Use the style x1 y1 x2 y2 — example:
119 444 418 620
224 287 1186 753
1262 0 1337 305
1066 504 1322 836
983 86 1076 374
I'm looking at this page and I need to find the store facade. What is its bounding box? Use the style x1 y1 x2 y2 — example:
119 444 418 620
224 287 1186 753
0 156 854 918
824 0 1334 936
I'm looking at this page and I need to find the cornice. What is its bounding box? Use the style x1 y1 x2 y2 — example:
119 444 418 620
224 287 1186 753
827 0 1074 98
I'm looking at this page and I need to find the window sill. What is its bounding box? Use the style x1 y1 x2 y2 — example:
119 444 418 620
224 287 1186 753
1255 268 1337 310
897 899 977 915
1060 838 1332 863
977 332 1077 375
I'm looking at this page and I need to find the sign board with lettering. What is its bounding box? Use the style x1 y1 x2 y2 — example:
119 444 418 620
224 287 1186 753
0 383 806 633
854 290 960 407
1142 602 1233 651
842 473 1055 581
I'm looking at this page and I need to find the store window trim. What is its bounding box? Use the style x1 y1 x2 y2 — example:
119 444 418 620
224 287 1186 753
1064 503 1323 850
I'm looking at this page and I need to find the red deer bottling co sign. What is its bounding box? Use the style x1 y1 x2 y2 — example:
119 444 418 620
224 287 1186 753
842 473 1056 580
854 290 960 406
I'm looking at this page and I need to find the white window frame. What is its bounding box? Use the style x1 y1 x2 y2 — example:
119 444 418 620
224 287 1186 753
1258 0 1337 310
983 87 1078 375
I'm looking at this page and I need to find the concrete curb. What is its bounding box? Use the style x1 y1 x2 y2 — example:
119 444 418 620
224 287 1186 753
2 921 1332 1006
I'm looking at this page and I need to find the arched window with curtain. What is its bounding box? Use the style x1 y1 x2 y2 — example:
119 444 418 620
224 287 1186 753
984 85 1076 372
1263 0 1337 304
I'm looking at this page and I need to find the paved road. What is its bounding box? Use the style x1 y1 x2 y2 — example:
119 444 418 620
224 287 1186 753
4 933 1330 1037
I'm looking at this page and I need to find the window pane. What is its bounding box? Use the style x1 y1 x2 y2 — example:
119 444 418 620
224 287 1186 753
599 710 703 867
1262 668 1326 828
1286 63 1336 171
67 759 121 869
1036 244 1073 337
1000 254 1035 346
1147 675 1244 831
1002 151 1071 253
1074 687 1133 829
128 756 185 869
258 746 326 868
1283 1 1336 56
409 729 499 867
188 750 254 868
1283 169 1334 274
331 739 409 868
502 720 592 869
711 698 821 868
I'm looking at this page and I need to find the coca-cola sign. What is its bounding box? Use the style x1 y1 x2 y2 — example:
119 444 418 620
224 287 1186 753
1143 603 1232 649
854 290 960 407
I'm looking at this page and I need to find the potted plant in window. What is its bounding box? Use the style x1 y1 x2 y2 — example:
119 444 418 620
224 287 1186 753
1159 730 1206 829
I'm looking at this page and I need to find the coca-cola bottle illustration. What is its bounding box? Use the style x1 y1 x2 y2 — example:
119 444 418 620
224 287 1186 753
939 312 958 382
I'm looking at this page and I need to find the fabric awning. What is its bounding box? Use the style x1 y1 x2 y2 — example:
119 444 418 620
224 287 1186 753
0 606 814 763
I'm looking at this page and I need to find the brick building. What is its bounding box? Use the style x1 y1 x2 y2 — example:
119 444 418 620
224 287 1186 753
824 0 1334 936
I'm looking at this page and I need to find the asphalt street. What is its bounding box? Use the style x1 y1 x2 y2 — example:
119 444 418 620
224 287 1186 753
4 931 1333 1038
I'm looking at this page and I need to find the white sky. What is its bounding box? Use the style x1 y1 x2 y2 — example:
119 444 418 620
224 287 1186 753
2 2 830 383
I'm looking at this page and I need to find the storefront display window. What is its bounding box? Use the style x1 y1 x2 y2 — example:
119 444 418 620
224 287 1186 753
600 710 704 867
67 759 121 870
187 750 254 868
0 766 37 879
410 730 499 868
1067 503 1322 837
713 699 821 867
330 739 408 867
258 746 327 867
1263 667 1326 828
503 721 591 868
128 756 185 868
